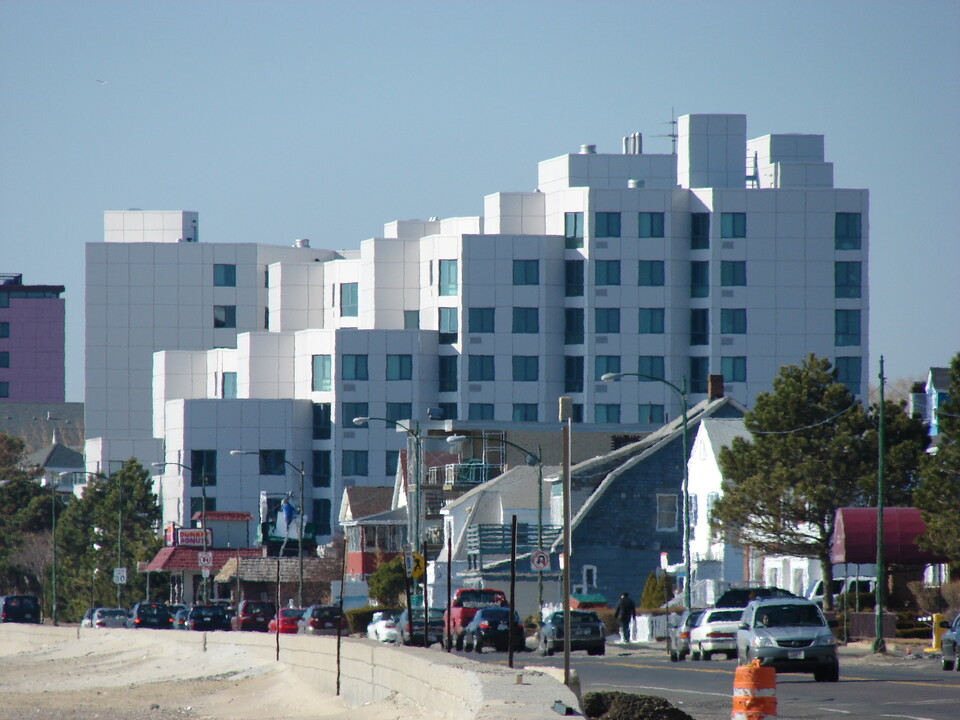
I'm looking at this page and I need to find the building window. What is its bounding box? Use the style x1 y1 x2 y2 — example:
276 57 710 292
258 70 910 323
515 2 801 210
595 404 621 423
404 310 419 329
721 356 747 383
0 322 8 338
690 309 709 345
340 283 358 317
690 261 709 298
638 260 665 286
190 450 217 487
638 404 665 424
835 310 861 346
565 356 584 393
0 351 8 368
835 356 862 395
213 305 236 328
313 450 331 487
312 355 332 391
313 403 332 440
385 450 400 477
595 212 621 238
438 355 458 392
639 212 665 238
221 372 237 399
386 354 413 380
720 261 746 287
469 403 495 420
595 308 620 334
720 308 747 334
512 404 538 422
637 356 665 381
512 307 539 333
595 260 621 286
638 308 665 334
469 355 495 381
438 260 458 296
720 212 746 238
386 402 412 422
468 307 495 333
571 404 584 423
213 264 236 287
512 355 539 381
313 498 332 536
835 212 862 250
259 450 286 475
513 260 539 285
343 402 369 426
690 357 709 393
835 261 862 298
656 494 678 531
691 213 709 249
438 402 458 420
0 382 7 398
439 307 458 344
190 496 216 517
264 306 270 330
564 308 584 345
342 354 368 380
342 450 368 477
0 295 7 308
565 212 584 248
595 355 621 381
565 260 584 297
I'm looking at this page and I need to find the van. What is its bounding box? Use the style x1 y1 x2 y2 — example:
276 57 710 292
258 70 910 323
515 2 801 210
806 577 875 606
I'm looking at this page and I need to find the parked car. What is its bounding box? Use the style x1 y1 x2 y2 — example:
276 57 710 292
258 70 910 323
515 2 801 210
736 597 839 682
86 607 129 629
299 604 347 636
666 608 704 662
0 595 41 624
172 607 191 630
537 610 606 657
268 608 304 634
444 588 507 651
366 610 400 643
689 607 742 660
714 586 795 608
231 600 276 632
462 607 525 653
187 605 232 632
127 602 173 629
397 607 445 646
939 613 960 672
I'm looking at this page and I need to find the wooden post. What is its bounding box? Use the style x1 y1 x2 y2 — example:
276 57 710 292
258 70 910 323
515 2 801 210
508 515 518 669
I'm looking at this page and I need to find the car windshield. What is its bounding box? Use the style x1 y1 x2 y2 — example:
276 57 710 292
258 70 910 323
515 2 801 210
477 609 519 622
245 602 273 615
191 607 226 618
279 609 303 619
755 604 824 628
312 607 339 620
553 611 600 625
685 610 705 627
139 605 167 616
706 610 742 623
99 609 127 619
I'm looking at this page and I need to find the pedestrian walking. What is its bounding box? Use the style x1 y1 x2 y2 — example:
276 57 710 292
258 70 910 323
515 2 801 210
614 592 636 643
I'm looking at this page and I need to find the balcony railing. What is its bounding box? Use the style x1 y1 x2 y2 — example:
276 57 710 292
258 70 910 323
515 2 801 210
466 523 562 555
425 461 498 487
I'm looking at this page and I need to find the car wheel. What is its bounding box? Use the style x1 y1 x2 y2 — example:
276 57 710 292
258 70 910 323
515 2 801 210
474 639 483 653
691 650 701 661
678 651 687 662
455 633 464 651
726 651 737 661
669 649 679 662
598 644 605 656
701 646 712 661
942 656 955 672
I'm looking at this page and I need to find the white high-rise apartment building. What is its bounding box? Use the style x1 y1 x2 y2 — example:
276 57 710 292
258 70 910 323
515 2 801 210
84 114 868 543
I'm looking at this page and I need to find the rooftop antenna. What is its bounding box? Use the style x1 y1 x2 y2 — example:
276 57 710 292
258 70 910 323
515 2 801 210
653 107 679 154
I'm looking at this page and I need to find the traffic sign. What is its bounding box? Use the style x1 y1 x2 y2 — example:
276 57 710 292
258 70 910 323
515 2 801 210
410 552 426 579
530 550 550 572
197 551 214 568
113 567 127 585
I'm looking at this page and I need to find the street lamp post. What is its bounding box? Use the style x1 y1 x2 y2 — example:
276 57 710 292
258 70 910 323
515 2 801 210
152 461 210 604
602 371 691 610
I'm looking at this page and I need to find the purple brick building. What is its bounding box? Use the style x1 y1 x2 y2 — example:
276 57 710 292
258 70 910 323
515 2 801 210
0 273 65 402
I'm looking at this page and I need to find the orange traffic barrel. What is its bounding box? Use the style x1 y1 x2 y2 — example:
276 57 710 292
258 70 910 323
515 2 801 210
731 659 776 720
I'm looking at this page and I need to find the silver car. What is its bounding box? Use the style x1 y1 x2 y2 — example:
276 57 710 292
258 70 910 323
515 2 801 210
939 614 960 672
689 607 742 660
736 598 839 682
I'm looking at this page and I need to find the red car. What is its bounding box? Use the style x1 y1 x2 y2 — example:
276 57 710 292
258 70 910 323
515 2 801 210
231 600 276 632
268 607 304 634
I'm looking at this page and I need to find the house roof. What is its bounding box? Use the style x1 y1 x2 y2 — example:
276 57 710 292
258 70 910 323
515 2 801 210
928 367 951 391
699 418 751 458
213 555 329 583
23 441 84 472
341 505 408 527
339 486 394 523
0 402 84 454
142 546 263 573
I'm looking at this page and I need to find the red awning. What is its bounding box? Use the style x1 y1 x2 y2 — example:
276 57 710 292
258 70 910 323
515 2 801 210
831 507 948 564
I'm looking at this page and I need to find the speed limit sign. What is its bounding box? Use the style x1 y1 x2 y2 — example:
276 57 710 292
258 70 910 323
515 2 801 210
197 551 214 568
530 550 550 572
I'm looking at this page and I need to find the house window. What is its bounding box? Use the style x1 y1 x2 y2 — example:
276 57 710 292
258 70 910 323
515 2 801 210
690 261 709 298
313 499 332 536
565 260 584 297
512 307 539 333
835 261 862 298
313 450 331 487
513 260 539 285
565 212 584 248
0 382 7 398
595 308 620 334
595 212 621 238
721 356 747 383
656 494 678 531
720 261 746 287
564 308 584 345
689 494 699 528
706 491 720 517
512 404 538 422
190 496 216 517
0 322 8 338
835 212 862 250
835 310 861 346
595 404 620 423
638 260 665 286
565 356 584 393
312 355 332 391
213 305 236 328
344 402 369 426
438 355 458 392
512 355 539 381
439 307 458 344
720 309 747 334
583 565 598 588
720 212 746 238
259 450 286 475
595 260 621 286
221 371 237 398
638 404 665 424
637 356 665 381
638 308 665 334
213 264 236 287
342 450 368 477
386 402 412 422
835 356 862 395
469 403 495 420
386 354 413 380
340 283 358 317
469 355 495 381
0 351 9 368
313 403 332 440
190 450 217 487
404 310 419 329
689 357 709 394
690 309 709 345
595 355 621 381
691 213 709 249
385 450 400 476
438 402 458 420
468 307 495 333
639 212 665 238
342 354 368 380
438 260 458 296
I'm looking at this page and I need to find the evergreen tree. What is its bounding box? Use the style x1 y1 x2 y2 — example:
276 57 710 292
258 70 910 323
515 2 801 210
639 571 658 609
366 555 407 607
0 433 51 593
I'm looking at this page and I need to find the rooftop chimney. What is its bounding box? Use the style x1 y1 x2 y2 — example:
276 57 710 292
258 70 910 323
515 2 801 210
708 374 725 400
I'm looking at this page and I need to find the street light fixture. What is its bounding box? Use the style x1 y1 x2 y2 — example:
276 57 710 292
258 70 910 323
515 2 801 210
602 371 691 610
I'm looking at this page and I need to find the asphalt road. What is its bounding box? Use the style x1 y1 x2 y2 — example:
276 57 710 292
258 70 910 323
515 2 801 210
450 642 960 720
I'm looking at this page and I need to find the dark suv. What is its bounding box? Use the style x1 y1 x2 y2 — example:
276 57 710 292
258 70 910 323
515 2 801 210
231 600 276 632
127 602 173 629
0 595 41 623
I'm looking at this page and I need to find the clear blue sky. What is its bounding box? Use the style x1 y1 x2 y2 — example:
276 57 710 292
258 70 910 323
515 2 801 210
2 1 958 402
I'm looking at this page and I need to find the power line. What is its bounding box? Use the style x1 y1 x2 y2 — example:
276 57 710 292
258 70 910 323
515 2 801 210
749 403 861 435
